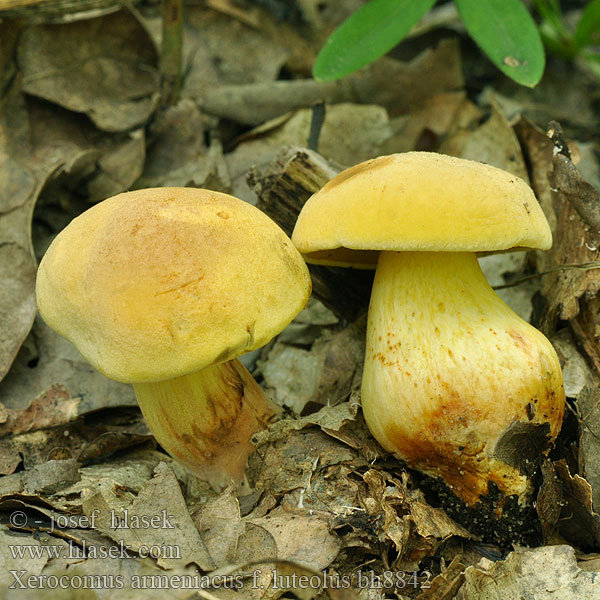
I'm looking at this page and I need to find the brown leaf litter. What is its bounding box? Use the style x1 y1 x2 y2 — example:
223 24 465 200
0 2 599 598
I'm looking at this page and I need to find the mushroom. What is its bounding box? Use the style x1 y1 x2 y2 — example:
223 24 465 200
292 152 565 507
37 187 311 487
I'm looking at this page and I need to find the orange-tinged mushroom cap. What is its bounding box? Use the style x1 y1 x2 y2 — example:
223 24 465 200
37 187 311 383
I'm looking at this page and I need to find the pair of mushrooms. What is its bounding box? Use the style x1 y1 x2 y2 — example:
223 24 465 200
37 152 565 507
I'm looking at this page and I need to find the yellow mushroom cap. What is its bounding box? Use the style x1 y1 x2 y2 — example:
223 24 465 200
36 187 312 383
292 152 552 268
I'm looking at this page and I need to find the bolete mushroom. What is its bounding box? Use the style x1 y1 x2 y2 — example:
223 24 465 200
37 187 311 487
292 152 565 507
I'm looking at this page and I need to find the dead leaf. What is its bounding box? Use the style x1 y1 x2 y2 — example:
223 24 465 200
553 331 600 512
416 556 465 600
410 501 473 541
183 5 290 95
260 344 322 414
381 91 467 154
86 129 145 202
361 469 411 555
200 39 462 126
552 151 600 235
22 458 80 495
352 39 464 118
43 450 190 519
439 100 529 181
136 99 230 191
254 429 357 497
193 486 243 567
212 558 361 600
0 406 152 475
296 299 339 327
253 397 364 449
479 252 537 322
456 545 600 599
244 505 341 570
18 9 159 132
27 97 146 206
0 524 48 587
227 103 391 203
285 463 362 517
537 145 600 373
0 384 79 438
0 242 38 386
554 459 600 551
579 553 600 572
492 63 599 133
0 46 148 386
514 116 556 229
82 461 214 570
0 317 137 414
0 77 57 383
536 459 564 544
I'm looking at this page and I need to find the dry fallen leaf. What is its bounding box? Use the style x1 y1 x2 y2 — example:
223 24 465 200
553 330 600 512
227 103 391 203
1 37 150 386
456 545 600 599
0 318 137 414
244 505 341 570
193 486 243 567
183 5 290 94
553 459 600 551
514 116 556 228
0 78 56 383
538 146 600 374
260 316 364 415
416 556 465 600
0 2 598 596
439 100 529 182
18 9 159 132
85 129 146 203
21 458 80 495
26 97 146 207
136 99 230 191
0 524 48 587
253 428 358 497
0 406 152 475
0 383 79 438
200 39 463 126
82 461 214 570
381 91 467 154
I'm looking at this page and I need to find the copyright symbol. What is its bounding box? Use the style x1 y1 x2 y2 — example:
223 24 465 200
10 511 27 527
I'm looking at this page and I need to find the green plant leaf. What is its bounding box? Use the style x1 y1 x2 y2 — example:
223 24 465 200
455 0 545 87
313 0 437 81
575 0 600 49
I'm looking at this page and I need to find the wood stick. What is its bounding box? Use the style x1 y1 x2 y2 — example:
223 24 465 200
247 147 373 322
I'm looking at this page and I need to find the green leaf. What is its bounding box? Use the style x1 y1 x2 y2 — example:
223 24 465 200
455 0 545 87
313 0 437 81
575 0 600 49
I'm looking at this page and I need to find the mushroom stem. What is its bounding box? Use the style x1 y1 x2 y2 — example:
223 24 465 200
134 359 276 488
361 251 565 507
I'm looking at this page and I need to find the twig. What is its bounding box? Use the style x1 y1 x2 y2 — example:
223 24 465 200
493 261 600 290
159 0 183 108
547 120 570 160
307 100 325 152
